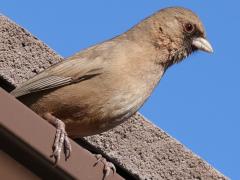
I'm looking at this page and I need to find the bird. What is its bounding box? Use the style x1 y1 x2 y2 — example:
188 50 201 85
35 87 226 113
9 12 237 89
11 6 213 178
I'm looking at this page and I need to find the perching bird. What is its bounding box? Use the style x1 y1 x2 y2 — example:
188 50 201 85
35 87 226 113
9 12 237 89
11 6 213 177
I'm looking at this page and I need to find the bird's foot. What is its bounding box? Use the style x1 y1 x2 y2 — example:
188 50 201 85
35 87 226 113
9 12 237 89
94 154 116 180
51 118 72 164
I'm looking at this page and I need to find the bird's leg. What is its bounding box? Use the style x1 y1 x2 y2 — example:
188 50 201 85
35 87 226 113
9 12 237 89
43 113 72 164
94 154 116 179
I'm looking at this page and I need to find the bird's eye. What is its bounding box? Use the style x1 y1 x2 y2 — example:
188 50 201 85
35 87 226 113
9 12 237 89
184 23 195 33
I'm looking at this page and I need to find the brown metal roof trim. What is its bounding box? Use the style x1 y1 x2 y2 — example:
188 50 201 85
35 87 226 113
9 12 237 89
0 88 123 180
0 14 228 179
0 151 39 180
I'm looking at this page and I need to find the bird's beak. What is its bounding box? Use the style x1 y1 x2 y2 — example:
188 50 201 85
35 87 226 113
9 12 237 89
192 37 213 53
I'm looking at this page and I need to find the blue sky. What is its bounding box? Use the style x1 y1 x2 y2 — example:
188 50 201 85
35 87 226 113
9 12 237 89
1 1 239 179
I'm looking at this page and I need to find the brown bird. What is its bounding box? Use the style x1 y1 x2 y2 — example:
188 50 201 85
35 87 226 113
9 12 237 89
11 6 213 176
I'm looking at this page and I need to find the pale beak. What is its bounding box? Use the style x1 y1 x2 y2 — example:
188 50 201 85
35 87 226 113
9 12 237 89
192 37 213 53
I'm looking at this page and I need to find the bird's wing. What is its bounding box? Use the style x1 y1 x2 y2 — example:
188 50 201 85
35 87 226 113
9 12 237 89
11 57 104 97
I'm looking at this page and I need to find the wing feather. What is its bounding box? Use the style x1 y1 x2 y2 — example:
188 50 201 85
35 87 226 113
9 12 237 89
11 56 104 97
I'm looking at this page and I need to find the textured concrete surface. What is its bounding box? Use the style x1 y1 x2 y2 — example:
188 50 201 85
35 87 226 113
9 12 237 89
0 14 228 180
0 15 62 87
84 114 227 180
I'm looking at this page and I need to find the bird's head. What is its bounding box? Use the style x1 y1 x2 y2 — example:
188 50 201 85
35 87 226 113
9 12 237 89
141 7 213 67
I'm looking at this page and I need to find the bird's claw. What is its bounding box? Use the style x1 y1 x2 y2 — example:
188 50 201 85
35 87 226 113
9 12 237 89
94 154 116 180
51 118 72 164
